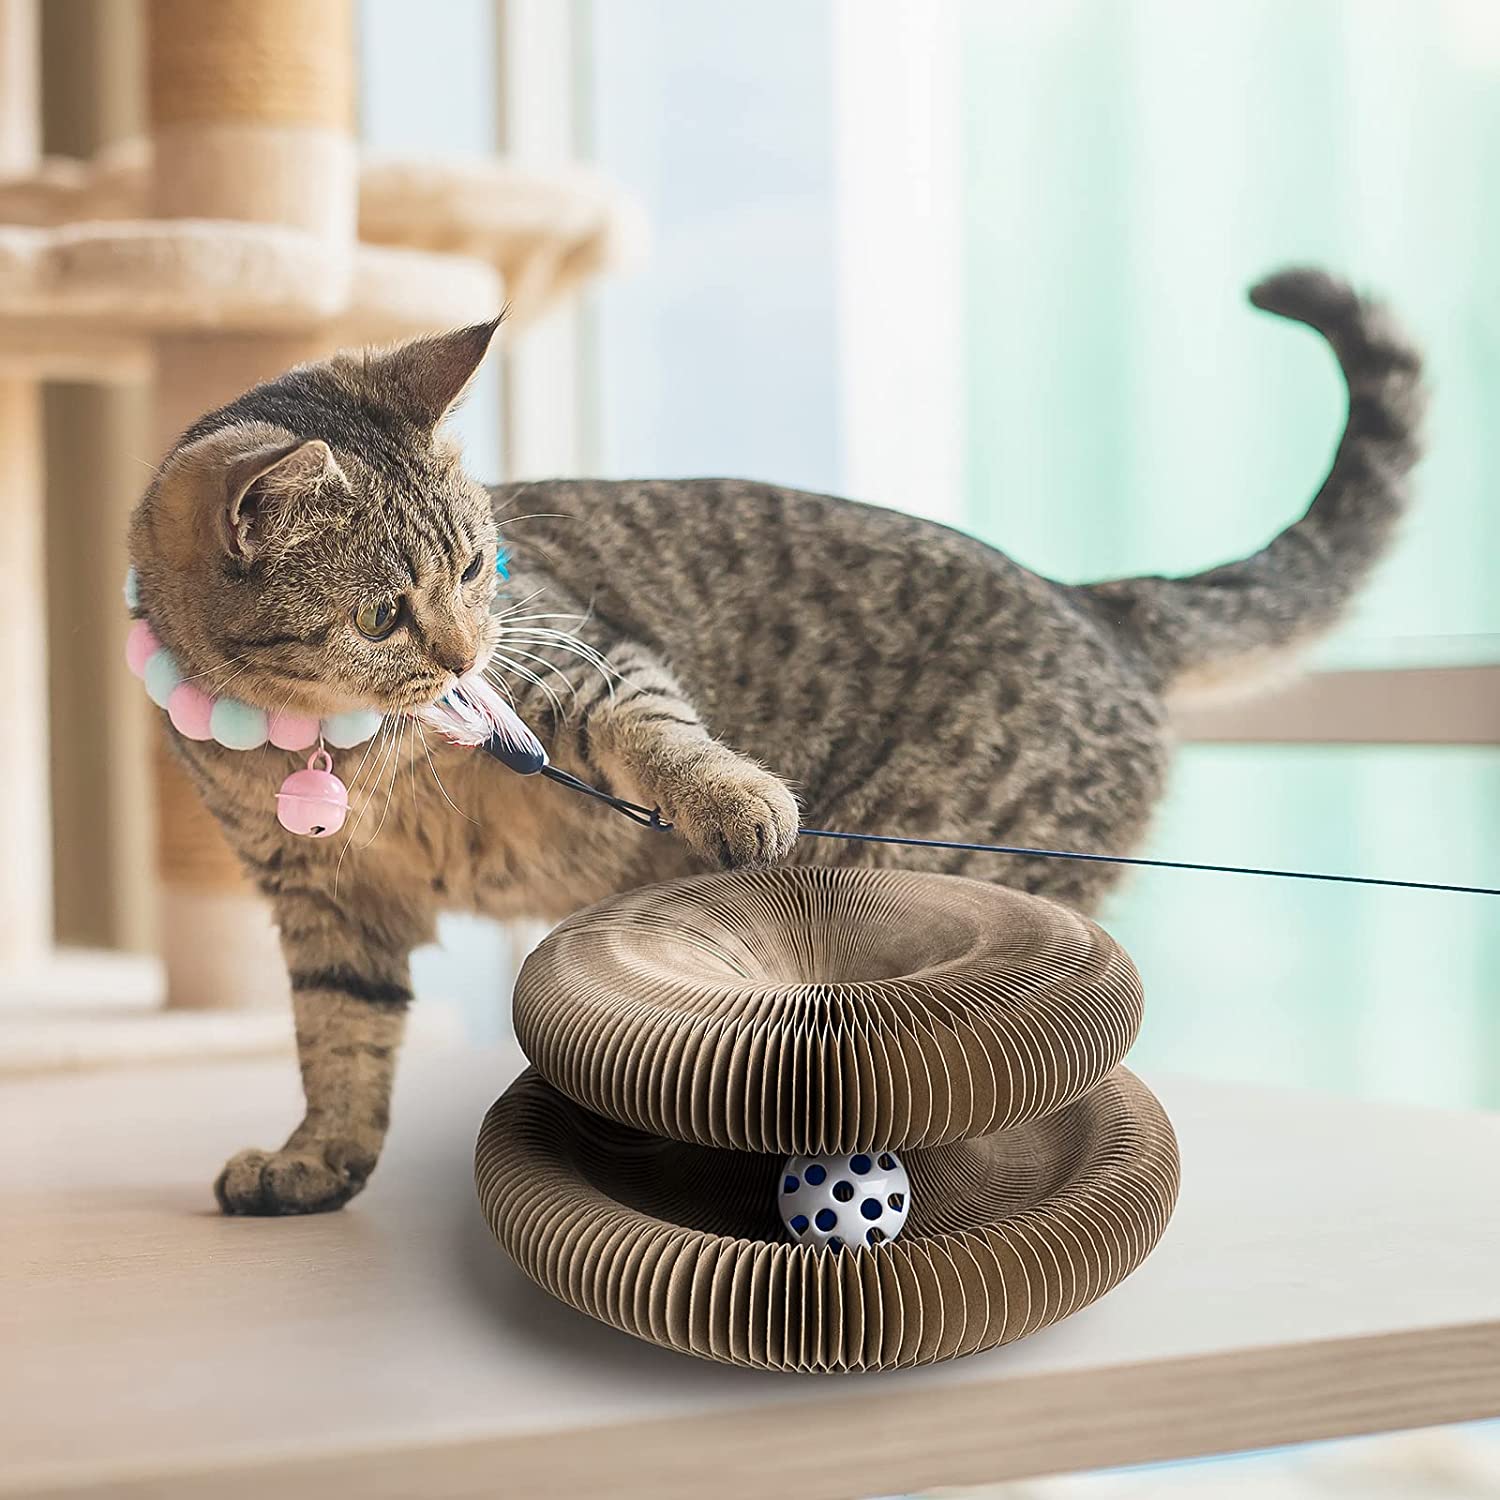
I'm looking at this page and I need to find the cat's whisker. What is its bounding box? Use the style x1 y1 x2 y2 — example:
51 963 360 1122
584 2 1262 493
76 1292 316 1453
408 717 420 819
359 717 409 850
478 662 519 707
205 662 255 699
496 525 568 571
255 685 304 765
495 511 573 529
417 724 478 825
501 620 616 661
333 717 397 899
382 717 410 828
488 649 569 714
489 649 562 696
490 590 550 625
499 623 618 675
499 629 619 700
350 718 403 826
175 652 249 687
494 611 591 626
498 645 580 704
494 584 548 610
368 486 405 559
349 720 396 815
340 716 394 805
335 736 391 888
487 654 564 719
493 667 562 720
346 716 404 861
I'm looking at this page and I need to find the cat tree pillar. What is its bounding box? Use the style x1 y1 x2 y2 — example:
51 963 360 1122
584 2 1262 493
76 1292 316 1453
0 0 636 1062
0 0 50 968
146 0 357 1011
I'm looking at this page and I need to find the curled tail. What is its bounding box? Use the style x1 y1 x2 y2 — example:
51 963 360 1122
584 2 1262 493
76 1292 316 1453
1088 268 1425 702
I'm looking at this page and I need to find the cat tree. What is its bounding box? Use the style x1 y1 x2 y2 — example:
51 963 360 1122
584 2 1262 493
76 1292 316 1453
477 868 1180 1372
0 0 637 1058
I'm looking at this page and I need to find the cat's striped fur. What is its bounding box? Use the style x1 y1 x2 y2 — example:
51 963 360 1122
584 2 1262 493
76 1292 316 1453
126 268 1422 1214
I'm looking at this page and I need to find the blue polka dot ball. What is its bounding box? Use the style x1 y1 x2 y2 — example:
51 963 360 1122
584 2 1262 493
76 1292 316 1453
778 1150 911 1251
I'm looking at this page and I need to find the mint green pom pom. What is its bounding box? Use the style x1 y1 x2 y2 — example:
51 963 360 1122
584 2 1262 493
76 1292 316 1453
210 698 269 750
123 567 140 610
323 709 383 748
143 651 181 708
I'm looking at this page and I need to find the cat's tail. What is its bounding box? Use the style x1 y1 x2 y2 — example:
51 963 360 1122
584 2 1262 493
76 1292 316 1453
1085 268 1425 704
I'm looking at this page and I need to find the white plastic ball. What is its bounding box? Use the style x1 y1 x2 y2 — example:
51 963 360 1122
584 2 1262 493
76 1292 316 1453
778 1149 912 1251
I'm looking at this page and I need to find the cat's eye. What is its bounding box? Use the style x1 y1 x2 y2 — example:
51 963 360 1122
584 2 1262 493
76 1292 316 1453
354 598 402 641
461 550 485 584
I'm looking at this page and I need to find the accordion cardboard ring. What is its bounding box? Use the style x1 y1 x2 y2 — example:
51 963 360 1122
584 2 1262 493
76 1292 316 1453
476 868 1181 1373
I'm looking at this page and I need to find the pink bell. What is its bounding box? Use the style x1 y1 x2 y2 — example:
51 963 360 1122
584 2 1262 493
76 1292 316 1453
276 750 349 838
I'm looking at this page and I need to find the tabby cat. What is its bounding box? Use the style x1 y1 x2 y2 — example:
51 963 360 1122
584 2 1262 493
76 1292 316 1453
126 268 1422 1215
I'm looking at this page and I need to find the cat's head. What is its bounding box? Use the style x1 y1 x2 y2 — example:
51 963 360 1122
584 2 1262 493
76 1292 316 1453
128 321 503 717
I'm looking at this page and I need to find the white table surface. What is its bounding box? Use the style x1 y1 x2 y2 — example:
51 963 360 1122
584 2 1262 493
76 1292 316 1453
4 1044 1498 1499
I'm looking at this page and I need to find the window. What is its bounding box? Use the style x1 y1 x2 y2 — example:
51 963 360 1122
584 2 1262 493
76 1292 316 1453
572 0 1499 1106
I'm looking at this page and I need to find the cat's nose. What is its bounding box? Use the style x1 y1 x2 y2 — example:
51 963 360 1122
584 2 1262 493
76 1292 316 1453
430 640 476 678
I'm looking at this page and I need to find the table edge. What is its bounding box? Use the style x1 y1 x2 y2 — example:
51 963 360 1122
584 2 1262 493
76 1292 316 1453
7 1319 1497 1500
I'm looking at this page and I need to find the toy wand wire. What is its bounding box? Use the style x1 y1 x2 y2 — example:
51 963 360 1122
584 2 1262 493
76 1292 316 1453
484 738 1500 899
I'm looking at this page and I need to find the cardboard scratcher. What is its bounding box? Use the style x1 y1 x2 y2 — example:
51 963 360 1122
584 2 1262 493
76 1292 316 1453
476 869 1181 1372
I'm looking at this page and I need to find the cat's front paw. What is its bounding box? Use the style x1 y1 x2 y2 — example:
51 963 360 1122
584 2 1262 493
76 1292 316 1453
664 753 799 869
214 1139 376 1216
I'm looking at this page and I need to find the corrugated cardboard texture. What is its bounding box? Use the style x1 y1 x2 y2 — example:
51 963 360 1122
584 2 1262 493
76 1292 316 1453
480 870 1179 1371
475 1066 1180 1373
512 868 1145 1155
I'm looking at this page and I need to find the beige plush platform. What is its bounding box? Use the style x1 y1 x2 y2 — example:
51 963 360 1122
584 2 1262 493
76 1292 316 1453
0 141 643 319
0 219 500 335
0 138 643 379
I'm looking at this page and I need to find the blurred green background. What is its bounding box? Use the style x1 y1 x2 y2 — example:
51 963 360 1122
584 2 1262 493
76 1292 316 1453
956 0 1500 1107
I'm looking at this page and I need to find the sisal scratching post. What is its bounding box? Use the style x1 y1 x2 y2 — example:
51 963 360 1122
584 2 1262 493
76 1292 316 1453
0 0 51 964
145 0 357 1010
0 0 631 1064
476 869 1181 1373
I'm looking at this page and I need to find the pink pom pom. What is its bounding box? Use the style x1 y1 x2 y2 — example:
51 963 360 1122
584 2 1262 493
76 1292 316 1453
268 712 320 751
166 682 215 741
125 620 160 678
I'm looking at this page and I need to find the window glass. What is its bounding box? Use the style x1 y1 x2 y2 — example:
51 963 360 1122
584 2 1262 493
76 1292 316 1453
1118 744 1500 1108
586 0 842 490
960 0 1500 666
358 0 502 481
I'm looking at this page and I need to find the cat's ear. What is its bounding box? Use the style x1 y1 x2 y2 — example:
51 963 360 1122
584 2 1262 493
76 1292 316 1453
369 317 504 430
218 437 344 562
148 423 347 574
